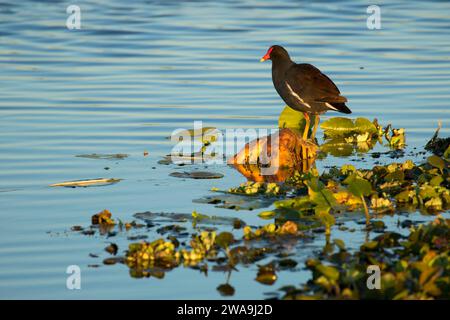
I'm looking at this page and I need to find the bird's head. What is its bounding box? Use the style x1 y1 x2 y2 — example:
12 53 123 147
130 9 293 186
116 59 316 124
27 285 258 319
260 45 290 62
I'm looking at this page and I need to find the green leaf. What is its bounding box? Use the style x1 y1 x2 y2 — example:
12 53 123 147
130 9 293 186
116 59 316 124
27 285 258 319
385 170 405 182
217 283 235 296
341 164 356 175
215 232 234 249
333 239 346 251
316 264 340 281
321 117 378 138
427 155 445 172
258 211 276 219
348 178 372 198
278 106 307 130
342 172 359 185
444 145 450 159
320 117 355 136
354 117 377 134
315 207 335 228
361 241 378 250
419 185 438 200
192 210 210 220
429 175 443 186
274 197 312 211
307 179 337 208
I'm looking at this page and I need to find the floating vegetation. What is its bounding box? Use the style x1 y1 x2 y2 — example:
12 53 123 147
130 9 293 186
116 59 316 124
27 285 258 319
158 152 221 166
282 217 450 299
50 178 121 188
251 155 449 233
321 117 379 138
70 209 145 237
65 114 449 300
75 153 128 160
194 193 274 210
243 221 304 240
169 171 224 179
121 221 308 280
319 117 406 156
192 182 288 211
255 263 278 285
228 182 286 196
134 211 245 228
105 243 118 255
92 209 116 226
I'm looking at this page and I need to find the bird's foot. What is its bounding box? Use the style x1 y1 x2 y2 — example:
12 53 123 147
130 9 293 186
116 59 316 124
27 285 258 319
299 138 318 159
306 138 319 146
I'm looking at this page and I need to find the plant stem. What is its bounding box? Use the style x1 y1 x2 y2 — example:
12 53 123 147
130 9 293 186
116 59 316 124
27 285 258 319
361 196 370 226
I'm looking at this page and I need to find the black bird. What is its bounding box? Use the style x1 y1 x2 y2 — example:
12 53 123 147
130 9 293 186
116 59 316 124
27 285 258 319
260 45 351 141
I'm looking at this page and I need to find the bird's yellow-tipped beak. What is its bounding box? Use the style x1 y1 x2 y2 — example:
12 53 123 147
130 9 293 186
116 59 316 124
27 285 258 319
260 48 272 62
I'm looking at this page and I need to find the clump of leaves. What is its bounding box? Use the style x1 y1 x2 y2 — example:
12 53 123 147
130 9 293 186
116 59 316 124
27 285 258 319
318 117 406 156
243 221 301 240
385 126 406 149
257 153 448 234
92 209 115 226
321 117 378 138
282 217 450 299
126 239 180 273
181 231 218 265
228 182 285 196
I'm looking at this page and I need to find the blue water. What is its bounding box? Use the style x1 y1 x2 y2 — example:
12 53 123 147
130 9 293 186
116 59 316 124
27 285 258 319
0 0 449 299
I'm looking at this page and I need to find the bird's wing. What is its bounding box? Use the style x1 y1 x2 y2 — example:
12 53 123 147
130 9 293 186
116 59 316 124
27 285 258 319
284 63 347 103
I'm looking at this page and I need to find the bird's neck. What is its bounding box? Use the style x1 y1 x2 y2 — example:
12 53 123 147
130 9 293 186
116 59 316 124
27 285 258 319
272 58 294 81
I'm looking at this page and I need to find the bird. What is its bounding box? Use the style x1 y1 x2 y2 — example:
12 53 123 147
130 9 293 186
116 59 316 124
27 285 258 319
260 45 351 143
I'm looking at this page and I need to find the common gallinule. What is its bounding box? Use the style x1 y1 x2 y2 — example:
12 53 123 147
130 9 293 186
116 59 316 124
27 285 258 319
260 45 351 141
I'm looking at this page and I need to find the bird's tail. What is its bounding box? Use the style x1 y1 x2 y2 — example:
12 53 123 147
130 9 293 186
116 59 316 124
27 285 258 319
329 102 352 114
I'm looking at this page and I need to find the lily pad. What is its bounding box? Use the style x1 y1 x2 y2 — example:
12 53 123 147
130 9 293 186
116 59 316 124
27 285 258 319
160 152 222 165
258 211 276 219
75 153 128 160
170 171 224 179
217 284 235 296
278 105 312 131
133 211 245 228
320 117 377 137
255 263 277 285
193 193 274 210
316 264 340 281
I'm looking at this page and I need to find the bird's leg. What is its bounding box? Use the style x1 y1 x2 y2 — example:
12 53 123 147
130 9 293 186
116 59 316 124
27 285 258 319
302 113 310 159
311 114 320 141
302 113 310 140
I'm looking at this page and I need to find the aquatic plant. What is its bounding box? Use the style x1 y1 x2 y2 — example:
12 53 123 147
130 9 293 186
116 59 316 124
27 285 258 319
282 217 450 299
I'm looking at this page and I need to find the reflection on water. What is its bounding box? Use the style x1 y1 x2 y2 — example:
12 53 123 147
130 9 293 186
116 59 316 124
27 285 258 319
0 0 450 299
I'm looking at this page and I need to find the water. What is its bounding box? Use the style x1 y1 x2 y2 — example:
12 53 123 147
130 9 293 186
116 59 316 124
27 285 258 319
0 0 449 299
